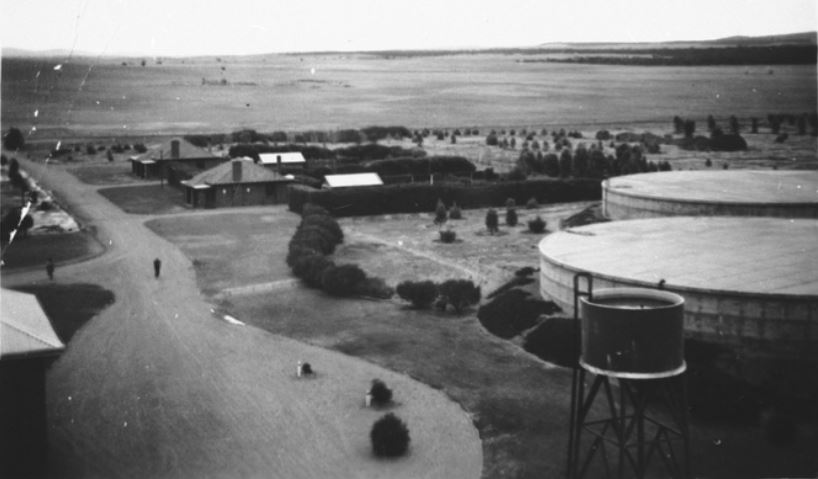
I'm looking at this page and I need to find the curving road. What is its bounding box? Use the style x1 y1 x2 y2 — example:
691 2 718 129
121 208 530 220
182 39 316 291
4 158 482 479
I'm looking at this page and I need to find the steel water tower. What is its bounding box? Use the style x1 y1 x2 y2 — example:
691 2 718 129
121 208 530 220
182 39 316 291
566 274 690 479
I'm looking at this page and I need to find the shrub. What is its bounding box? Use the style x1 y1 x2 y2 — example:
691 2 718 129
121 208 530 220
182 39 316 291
485 209 499 234
528 216 546 233
525 197 538 209
505 208 518 227
486 133 499 146
434 199 447 225
396 280 439 309
369 379 393 406
133 143 147 153
438 279 481 313
449 203 462 219
710 133 747 151
595 130 611 140
371 413 410 458
3 127 25 151
86 144 97 155
439 229 457 243
479 289 561 339
300 214 343 245
290 225 338 255
321 264 367 296
292 253 334 288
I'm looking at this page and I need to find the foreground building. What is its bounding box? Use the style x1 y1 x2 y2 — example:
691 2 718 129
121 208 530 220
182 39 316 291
1 289 65 478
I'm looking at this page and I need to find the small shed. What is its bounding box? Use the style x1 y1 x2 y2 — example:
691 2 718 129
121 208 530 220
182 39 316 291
324 172 384 188
1 289 65 478
258 152 306 172
181 159 294 208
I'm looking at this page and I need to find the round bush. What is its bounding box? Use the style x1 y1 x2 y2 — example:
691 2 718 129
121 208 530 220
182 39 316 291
369 379 393 406
449 203 462 219
505 208 518 227
321 264 367 296
371 413 410 457
485 209 499 234
528 216 546 233
439 229 457 243
396 280 438 309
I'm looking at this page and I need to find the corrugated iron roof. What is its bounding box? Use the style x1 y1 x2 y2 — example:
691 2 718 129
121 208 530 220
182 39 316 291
185 159 292 186
324 173 383 188
258 152 306 165
1 289 64 359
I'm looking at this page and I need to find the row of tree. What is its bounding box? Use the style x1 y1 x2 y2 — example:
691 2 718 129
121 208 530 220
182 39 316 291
515 142 671 179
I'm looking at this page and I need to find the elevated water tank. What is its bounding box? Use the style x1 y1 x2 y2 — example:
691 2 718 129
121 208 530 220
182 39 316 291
580 288 685 379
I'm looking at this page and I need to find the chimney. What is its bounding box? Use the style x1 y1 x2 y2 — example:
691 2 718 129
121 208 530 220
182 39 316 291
171 139 180 159
232 160 242 182
277 155 282 173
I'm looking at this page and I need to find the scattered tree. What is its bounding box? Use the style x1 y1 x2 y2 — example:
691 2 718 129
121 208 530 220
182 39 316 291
434 199 447 225
485 209 499 234
439 229 457 243
505 207 518 227
448 203 462 219
438 279 481 313
528 216 546 233
396 280 439 309
371 413 410 458
3 127 25 151
369 379 393 406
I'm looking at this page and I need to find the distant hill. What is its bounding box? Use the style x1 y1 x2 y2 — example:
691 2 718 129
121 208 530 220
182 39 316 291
536 31 817 50
712 31 816 46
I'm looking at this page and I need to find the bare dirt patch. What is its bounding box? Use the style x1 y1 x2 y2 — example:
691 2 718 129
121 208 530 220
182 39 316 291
337 202 597 294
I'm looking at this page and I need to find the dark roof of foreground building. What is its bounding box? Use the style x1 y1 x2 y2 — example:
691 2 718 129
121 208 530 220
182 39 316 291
184 159 292 186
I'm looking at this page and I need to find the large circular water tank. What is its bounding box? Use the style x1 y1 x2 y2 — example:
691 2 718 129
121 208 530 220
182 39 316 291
580 288 685 379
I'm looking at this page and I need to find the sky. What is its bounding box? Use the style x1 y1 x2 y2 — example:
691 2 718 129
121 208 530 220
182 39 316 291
1 0 816 56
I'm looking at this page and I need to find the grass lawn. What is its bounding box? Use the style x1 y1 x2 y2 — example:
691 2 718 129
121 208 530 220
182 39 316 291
145 207 301 295
11 283 115 343
221 286 576 478
68 162 146 186
0 231 103 270
98 184 190 215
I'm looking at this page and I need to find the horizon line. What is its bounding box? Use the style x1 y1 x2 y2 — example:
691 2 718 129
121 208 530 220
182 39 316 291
3 30 815 59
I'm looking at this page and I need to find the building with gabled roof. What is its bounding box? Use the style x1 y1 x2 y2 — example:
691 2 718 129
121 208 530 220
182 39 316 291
181 158 294 208
130 138 226 179
1 289 64 478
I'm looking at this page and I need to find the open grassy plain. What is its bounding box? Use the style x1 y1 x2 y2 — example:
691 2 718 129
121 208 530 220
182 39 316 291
2 54 815 137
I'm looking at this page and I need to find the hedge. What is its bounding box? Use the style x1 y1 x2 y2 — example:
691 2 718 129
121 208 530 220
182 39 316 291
288 178 601 216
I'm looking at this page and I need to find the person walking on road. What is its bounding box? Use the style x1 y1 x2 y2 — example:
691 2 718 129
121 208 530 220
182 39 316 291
46 258 55 280
153 258 162 278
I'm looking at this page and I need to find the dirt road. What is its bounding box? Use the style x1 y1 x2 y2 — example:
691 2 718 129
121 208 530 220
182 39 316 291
3 159 482 478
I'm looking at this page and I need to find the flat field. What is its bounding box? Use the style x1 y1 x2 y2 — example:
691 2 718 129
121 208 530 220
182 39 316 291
2 54 815 137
